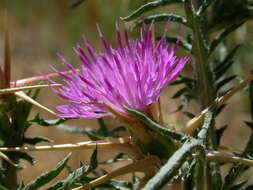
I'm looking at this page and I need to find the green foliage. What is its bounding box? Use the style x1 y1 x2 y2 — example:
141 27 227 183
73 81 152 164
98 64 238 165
11 152 35 165
126 108 186 142
213 45 240 81
55 118 126 140
1 0 253 189
163 37 192 52
28 114 66 127
122 0 253 188
0 185 9 190
22 153 71 190
0 89 59 188
48 148 97 190
23 137 53 145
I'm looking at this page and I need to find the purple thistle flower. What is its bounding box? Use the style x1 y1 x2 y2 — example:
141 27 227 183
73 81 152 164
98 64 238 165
51 23 189 119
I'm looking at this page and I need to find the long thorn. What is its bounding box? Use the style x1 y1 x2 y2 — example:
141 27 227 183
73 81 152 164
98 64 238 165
15 91 57 116
0 151 20 168
0 84 61 95
0 137 143 160
206 151 253 167
11 69 79 87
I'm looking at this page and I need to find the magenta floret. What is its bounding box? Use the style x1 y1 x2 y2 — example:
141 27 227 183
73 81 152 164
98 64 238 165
52 23 189 118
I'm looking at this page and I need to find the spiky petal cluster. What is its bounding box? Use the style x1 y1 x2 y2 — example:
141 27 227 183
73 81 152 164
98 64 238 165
52 24 189 119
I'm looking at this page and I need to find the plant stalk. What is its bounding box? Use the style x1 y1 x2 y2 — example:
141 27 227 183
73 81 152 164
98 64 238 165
185 1 221 189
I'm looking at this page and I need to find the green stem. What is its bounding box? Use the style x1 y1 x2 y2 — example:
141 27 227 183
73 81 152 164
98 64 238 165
191 8 214 108
193 150 206 190
185 1 221 189
206 123 222 189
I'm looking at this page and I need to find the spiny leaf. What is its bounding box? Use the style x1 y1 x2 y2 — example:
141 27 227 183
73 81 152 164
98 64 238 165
216 75 237 90
162 37 192 52
135 13 189 28
89 147 98 170
22 153 71 190
60 151 97 189
23 136 53 145
223 45 241 63
197 0 217 15
214 45 240 80
173 97 189 112
12 152 35 165
244 121 253 130
142 139 203 190
171 87 188 99
221 164 247 190
222 71 253 190
209 24 243 54
122 0 182 21
183 112 195 119
214 45 240 72
97 118 108 136
28 114 66 127
56 124 101 140
49 149 97 190
126 108 186 141
110 126 126 136
170 75 194 87
55 122 125 140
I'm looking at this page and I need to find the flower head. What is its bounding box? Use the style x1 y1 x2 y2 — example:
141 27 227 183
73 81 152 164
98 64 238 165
51 23 189 119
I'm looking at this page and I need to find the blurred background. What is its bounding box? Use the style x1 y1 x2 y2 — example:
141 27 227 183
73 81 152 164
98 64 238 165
0 0 253 186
